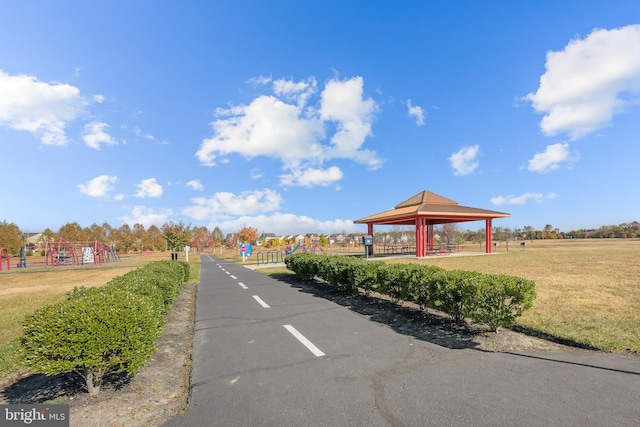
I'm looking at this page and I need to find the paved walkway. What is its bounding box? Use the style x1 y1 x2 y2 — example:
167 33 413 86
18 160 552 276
165 255 640 426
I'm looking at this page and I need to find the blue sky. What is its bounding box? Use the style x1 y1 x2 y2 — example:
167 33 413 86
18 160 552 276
1 1 639 236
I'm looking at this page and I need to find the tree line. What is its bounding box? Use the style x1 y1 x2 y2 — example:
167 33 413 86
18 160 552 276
0 219 638 256
0 220 230 255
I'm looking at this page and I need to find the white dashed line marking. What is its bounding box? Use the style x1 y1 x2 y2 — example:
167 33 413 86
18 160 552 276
238 282 248 289
252 295 270 308
283 325 325 357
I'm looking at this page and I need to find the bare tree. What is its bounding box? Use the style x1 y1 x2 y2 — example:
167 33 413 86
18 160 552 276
438 224 462 246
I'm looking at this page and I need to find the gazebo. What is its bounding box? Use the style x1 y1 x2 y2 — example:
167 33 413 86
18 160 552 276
354 190 510 257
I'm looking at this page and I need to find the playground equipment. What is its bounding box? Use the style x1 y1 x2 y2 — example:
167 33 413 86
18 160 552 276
43 238 120 268
17 246 27 268
0 247 9 271
103 245 120 262
292 242 326 254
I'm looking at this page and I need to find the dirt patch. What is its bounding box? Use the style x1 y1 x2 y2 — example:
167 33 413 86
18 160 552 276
1 274 581 426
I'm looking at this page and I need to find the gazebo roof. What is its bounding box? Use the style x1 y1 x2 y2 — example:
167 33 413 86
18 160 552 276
354 190 510 225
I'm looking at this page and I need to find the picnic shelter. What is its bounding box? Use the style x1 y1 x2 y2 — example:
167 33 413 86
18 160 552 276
354 190 510 257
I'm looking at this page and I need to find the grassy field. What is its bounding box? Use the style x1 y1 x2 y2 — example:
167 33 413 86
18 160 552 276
0 251 199 376
259 239 640 355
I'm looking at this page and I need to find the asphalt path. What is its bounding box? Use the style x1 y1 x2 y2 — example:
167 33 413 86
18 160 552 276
165 255 640 426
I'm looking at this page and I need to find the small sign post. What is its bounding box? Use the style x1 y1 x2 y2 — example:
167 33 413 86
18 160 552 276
241 244 246 262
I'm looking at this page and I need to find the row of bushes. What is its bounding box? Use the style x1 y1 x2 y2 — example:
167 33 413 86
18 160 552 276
284 253 536 330
20 260 190 395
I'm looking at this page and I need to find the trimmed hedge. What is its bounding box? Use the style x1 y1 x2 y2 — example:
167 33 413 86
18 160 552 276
285 253 535 330
20 261 190 395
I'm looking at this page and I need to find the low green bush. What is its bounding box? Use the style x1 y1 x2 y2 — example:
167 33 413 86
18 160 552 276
284 252 319 281
284 253 536 330
21 287 163 395
402 264 444 310
346 259 384 296
464 273 536 330
315 255 356 294
20 260 190 395
377 263 409 303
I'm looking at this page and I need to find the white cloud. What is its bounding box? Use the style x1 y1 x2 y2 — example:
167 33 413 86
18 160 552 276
320 76 380 167
526 24 640 140
247 75 272 86
120 206 173 228
279 166 344 187
93 94 105 103
134 178 163 198
133 127 155 140
182 189 283 221
78 175 118 198
491 192 557 206
186 179 204 191
407 99 425 126
272 77 317 106
196 75 381 187
83 121 117 149
214 213 360 236
527 142 576 173
0 70 88 145
448 145 480 176
250 168 263 179
197 95 324 166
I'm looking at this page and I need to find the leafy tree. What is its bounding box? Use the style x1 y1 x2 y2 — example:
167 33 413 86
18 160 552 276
146 225 166 251
212 227 224 245
101 222 114 244
236 225 258 244
113 224 136 254
0 221 23 254
88 223 105 242
38 228 56 246
58 222 85 242
162 221 192 252
133 223 147 252
319 234 328 249
271 237 284 248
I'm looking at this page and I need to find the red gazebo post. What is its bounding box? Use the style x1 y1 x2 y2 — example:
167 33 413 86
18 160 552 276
485 218 493 254
427 223 434 253
415 218 426 257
